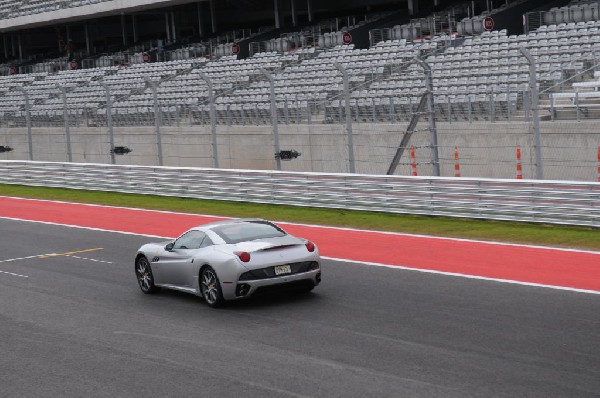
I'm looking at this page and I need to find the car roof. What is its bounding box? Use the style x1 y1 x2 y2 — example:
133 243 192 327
192 218 267 231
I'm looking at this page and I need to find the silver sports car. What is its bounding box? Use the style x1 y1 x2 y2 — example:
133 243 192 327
134 219 321 307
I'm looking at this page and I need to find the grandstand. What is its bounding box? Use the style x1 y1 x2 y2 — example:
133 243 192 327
1 0 596 125
1 0 599 181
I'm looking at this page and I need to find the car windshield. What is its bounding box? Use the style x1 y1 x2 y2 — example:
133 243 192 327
211 221 286 244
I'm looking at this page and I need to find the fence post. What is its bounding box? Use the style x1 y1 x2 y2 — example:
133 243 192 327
260 68 281 171
146 79 164 166
519 47 544 180
468 95 472 123
575 91 581 122
197 71 219 168
335 62 356 173
414 58 440 177
507 88 513 121
56 85 72 162
489 91 495 122
101 82 116 164
16 87 33 160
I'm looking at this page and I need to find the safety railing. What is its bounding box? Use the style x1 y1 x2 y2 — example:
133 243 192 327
0 161 598 227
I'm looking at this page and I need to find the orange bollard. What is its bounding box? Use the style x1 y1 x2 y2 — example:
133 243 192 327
410 145 418 176
454 146 461 177
516 146 523 180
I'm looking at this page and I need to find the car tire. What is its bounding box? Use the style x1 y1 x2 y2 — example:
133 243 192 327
200 266 225 308
135 255 160 294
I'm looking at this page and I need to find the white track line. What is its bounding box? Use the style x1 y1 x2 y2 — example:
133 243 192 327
0 269 28 278
65 255 113 264
0 254 40 278
0 254 45 263
2 195 598 255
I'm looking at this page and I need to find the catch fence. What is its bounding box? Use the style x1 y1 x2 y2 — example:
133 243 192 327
1 47 600 181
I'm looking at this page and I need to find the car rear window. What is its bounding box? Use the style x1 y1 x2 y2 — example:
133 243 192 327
211 221 286 244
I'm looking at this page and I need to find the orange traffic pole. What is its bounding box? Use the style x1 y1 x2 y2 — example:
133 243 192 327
516 146 523 180
410 145 418 176
597 145 600 182
454 146 461 177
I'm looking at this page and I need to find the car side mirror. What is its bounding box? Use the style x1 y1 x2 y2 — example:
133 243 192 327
165 242 174 251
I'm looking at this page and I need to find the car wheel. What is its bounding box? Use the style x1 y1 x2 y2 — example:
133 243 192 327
135 256 160 294
200 266 225 308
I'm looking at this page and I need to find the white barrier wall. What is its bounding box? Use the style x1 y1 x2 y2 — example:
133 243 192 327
1 160 598 227
1 121 599 181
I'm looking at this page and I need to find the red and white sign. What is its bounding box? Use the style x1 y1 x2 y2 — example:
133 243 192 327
142 52 150 63
483 17 495 31
342 31 352 45
231 42 240 55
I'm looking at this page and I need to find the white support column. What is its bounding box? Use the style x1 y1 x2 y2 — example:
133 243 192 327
291 0 297 27
3 35 8 58
85 24 91 55
165 12 171 43
132 15 138 43
18 33 22 61
171 12 176 42
274 0 280 29
307 0 312 22
197 2 204 37
210 0 217 34
121 14 127 46
408 0 415 16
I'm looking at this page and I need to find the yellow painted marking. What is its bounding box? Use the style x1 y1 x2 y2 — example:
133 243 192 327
39 248 103 259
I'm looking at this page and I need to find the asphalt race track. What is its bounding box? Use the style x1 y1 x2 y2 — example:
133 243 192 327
1 218 599 397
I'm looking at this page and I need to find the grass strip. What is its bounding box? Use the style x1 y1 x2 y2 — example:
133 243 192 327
0 184 598 251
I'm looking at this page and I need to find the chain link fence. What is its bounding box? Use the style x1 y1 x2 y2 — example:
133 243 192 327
1 50 599 182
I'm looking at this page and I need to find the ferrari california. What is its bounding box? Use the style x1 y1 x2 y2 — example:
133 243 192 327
134 219 321 307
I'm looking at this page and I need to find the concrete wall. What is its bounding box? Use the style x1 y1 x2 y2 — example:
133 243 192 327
1 120 598 181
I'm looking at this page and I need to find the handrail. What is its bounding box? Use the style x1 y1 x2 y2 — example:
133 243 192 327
0 161 598 227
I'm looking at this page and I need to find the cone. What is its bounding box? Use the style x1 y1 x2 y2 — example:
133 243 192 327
454 146 461 177
516 146 523 180
410 145 418 176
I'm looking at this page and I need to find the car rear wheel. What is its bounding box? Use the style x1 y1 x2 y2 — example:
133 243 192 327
135 256 160 294
200 266 224 308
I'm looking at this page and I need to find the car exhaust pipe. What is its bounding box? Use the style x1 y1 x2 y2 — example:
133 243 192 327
236 283 250 297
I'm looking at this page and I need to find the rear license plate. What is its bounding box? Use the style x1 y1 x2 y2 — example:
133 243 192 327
274 264 292 275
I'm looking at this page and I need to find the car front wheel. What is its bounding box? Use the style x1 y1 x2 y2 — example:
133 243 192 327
135 256 160 294
200 266 225 308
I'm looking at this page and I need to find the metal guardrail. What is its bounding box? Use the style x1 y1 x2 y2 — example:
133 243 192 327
0 161 598 227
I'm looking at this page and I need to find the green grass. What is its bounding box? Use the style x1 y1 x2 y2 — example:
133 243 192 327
1 184 598 251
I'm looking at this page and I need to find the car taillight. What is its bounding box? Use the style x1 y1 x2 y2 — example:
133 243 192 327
235 251 251 262
305 241 315 252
